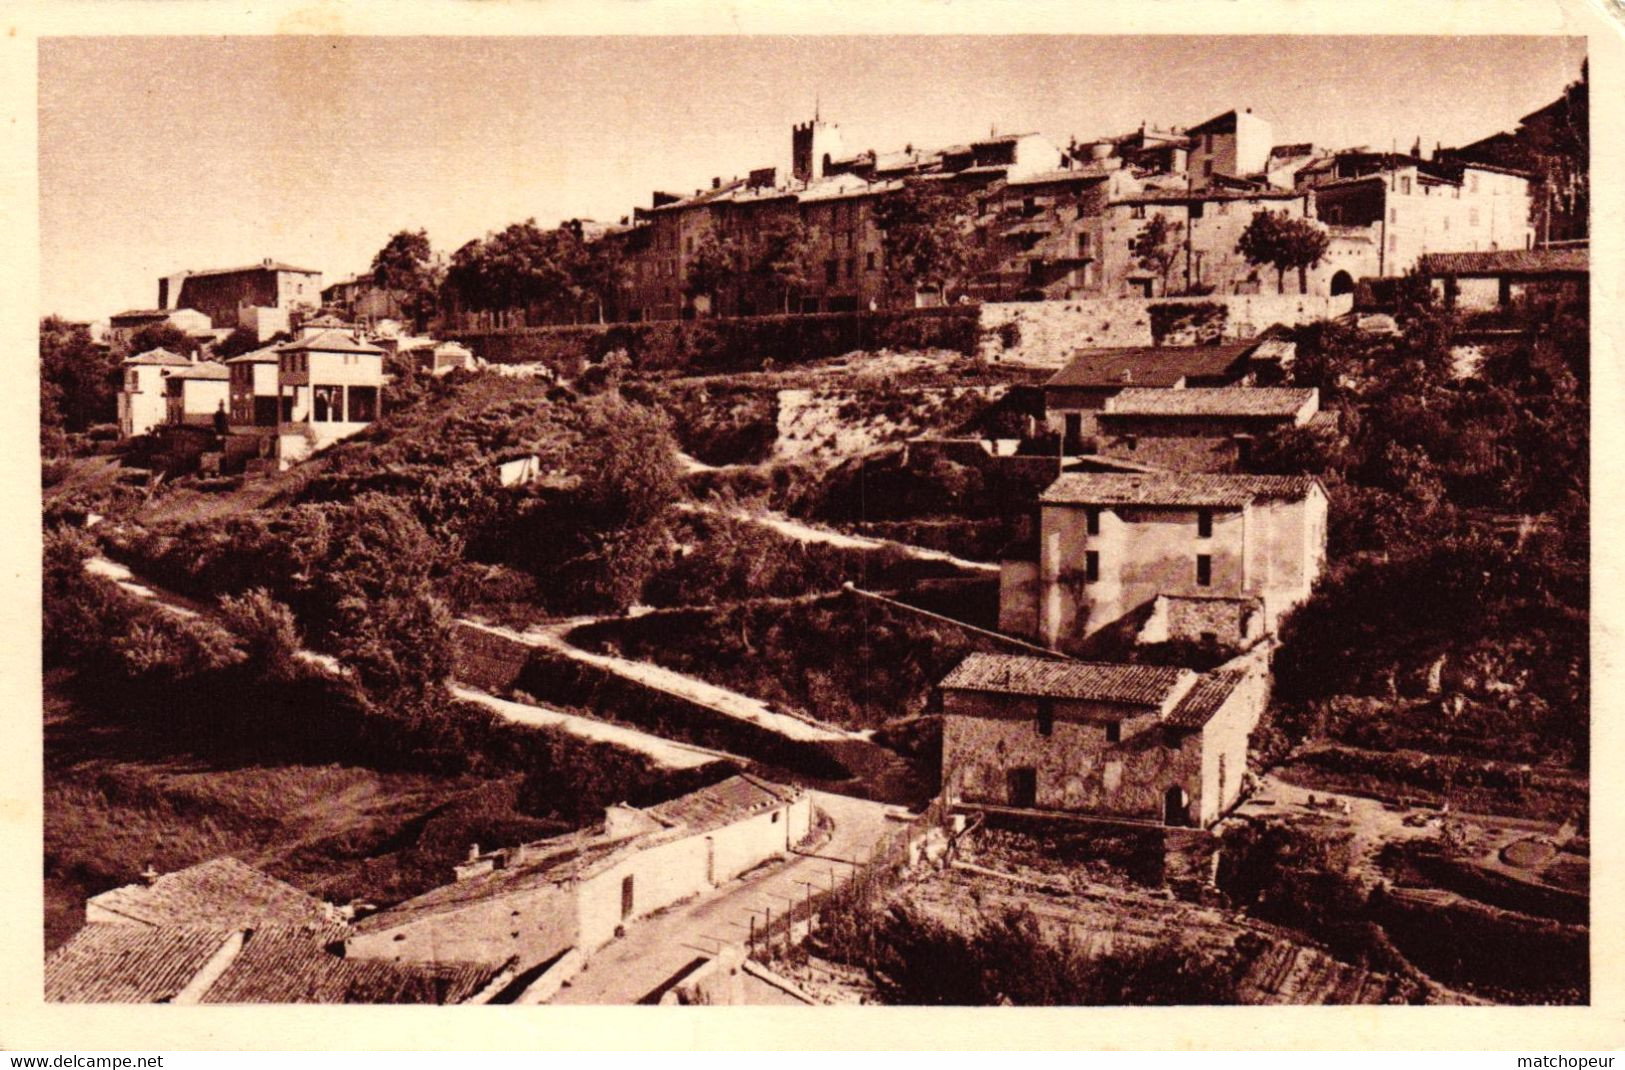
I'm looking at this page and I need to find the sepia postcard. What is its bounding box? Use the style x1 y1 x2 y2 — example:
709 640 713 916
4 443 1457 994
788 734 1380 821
2 0 1622 1052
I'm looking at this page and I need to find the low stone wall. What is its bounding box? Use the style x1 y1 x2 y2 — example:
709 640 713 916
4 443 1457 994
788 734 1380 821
981 294 1355 366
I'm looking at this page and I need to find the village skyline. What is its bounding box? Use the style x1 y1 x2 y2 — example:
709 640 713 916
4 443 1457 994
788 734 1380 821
39 34 1585 321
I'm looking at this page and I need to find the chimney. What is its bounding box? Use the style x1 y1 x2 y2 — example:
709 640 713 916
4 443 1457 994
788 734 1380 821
262 257 275 269
712 176 721 190
140 863 161 886
467 843 481 862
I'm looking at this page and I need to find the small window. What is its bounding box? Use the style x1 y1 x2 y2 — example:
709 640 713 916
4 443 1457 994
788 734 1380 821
1203 159 1214 177
1196 554 1212 587
1400 176 1412 195
866 252 876 271
1469 207 1480 226
825 260 838 285
1197 510 1213 538
1086 507 1101 536
1131 204 1146 220
1105 721 1121 743
771 811 780 824
1085 550 1100 583
1037 700 1054 737
1189 201 1204 220
1390 208 1398 224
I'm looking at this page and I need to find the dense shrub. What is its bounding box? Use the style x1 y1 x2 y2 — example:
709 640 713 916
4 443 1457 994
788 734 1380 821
814 901 1245 1005
1148 301 1226 345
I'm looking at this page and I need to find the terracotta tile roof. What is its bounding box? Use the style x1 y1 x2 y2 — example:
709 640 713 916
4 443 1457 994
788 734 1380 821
186 262 321 278
275 329 386 355
1047 345 1254 389
110 309 173 321
224 346 281 364
1418 248 1587 276
165 360 230 381
201 924 500 1004
1165 671 1249 729
46 924 234 1002
1114 189 1301 206
87 858 342 929
1041 472 1319 507
1101 387 1316 419
349 836 627 935
124 348 192 367
940 652 1186 707
645 774 799 832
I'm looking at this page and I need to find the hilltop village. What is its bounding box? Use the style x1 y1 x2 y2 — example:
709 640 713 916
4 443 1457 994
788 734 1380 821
41 77 1589 1006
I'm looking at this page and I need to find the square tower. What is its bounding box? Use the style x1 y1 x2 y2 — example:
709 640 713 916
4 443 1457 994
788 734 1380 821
792 117 844 185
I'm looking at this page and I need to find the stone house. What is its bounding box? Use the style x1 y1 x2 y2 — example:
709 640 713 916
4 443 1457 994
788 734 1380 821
159 259 323 331
1418 246 1588 311
272 329 386 466
107 308 213 353
1042 342 1258 450
938 652 1267 826
1000 471 1327 651
1304 154 1535 278
1095 386 1321 472
117 347 193 438
345 775 812 973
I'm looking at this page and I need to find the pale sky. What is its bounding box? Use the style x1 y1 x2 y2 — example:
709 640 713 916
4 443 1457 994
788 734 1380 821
39 35 1586 320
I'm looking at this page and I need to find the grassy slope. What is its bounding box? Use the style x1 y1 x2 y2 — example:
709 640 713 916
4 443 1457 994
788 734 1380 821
43 672 564 950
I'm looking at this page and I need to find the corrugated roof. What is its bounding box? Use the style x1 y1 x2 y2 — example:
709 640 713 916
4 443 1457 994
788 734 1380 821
124 348 192 367
46 924 234 1003
1165 671 1249 729
645 774 799 832
1047 345 1254 389
276 329 386 355
87 858 342 929
1101 387 1316 418
201 924 499 1004
1418 248 1587 276
940 652 1186 707
1041 472 1319 507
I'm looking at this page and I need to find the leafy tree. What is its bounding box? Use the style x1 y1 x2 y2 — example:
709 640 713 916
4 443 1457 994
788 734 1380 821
444 219 585 323
684 232 741 314
40 317 120 440
574 239 633 324
370 228 443 329
1130 213 1182 296
217 588 304 681
1237 210 1330 294
214 326 267 360
127 321 198 358
754 214 811 313
873 178 981 303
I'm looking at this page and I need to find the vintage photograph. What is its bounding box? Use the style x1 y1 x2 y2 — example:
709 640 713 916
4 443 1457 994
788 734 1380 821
37 34 1589 1008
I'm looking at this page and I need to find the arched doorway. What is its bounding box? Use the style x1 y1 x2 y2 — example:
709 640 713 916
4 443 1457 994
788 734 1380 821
1329 270 1354 296
1163 785 1190 827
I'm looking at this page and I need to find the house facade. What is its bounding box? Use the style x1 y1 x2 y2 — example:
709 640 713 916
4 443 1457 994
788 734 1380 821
107 308 213 353
273 329 386 465
162 361 230 428
160 259 323 331
117 348 194 438
1042 343 1258 449
938 653 1267 827
1094 386 1322 472
345 775 811 974
1000 471 1327 652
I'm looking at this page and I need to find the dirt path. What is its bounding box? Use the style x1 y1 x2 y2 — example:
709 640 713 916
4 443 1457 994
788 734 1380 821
449 684 737 770
678 500 999 575
461 618 856 744
85 556 344 674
